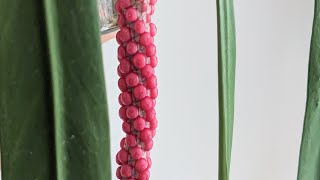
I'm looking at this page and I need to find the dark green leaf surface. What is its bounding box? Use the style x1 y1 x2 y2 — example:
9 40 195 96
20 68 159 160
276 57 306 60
0 0 111 180
298 1 320 179
216 0 236 180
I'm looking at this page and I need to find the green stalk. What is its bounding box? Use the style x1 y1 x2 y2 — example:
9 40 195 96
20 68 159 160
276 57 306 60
216 0 236 179
0 0 111 180
298 1 320 179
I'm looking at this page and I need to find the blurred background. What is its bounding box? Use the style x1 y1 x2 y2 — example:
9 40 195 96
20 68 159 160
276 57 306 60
102 0 314 179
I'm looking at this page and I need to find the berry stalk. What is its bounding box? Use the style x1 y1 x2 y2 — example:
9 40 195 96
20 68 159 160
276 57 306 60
115 0 158 179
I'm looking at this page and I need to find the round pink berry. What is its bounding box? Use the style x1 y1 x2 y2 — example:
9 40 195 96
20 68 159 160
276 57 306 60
122 122 131 134
150 88 158 99
135 158 148 172
147 157 152 169
119 107 128 121
146 75 157 89
125 72 140 87
118 14 125 28
141 65 155 78
117 66 125 77
120 164 133 178
118 46 126 59
146 44 156 57
116 31 123 45
133 84 147 100
119 59 131 74
150 5 155 15
134 20 146 34
149 23 157 37
140 129 152 142
116 166 122 178
133 117 146 131
119 0 131 9
140 32 153 46
125 7 138 22
138 170 150 180
126 42 138 55
118 78 127 92
130 146 143 160
116 155 122 165
140 97 154 111
143 139 153 151
150 0 157 5
117 148 129 164
132 53 146 69
126 134 137 147
150 56 158 67
149 118 158 130
119 27 131 42
145 109 156 122
126 105 139 119
120 91 132 105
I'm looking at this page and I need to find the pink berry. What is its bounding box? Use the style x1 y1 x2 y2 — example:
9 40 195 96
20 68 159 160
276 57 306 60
126 42 138 55
115 1 122 14
118 94 124 106
141 65 155 78
138 170 150 180
146 44 156 57
150 88 158 99
120 137 126 148
120 91 132 105
126 105 139 119
145 109 156 122
135 158 148 172
130 146 143 160
119 0 131 9
116 155 122 165
149 23 157 37
117 148 129 163
133 85 147 100
125 7 138 22
140 97 153 111
118 78 127 92
117 66 125 77
140 129 152 142
133 117 146 131
134 20 146 34
146 75 157 89
140 33 153 46
132 53 146 69
122 122 131 134
143 139 153 151
150 56 158 67
118 46 126 59
118 14 125 28
119 59 131 74
120 164 133 178
126 134 137 147
149 118 158 130
125 72 140 87
116 166 122 178
119 27 131 42
116 31 123 45
119 107 128 121
150 0 157 5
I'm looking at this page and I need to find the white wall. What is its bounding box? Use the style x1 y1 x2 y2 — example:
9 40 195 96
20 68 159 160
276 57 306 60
102 0 314 179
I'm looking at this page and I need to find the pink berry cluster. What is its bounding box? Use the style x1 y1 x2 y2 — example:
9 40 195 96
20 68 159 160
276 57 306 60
115 0 158 179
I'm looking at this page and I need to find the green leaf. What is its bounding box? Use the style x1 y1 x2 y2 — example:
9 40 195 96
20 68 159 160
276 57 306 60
0 1 111 180
216 0 236 179
298 1 320 179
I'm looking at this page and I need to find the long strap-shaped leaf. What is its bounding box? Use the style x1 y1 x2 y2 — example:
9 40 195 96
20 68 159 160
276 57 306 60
0 0 111 180
298 1 320 179
216 0 236 179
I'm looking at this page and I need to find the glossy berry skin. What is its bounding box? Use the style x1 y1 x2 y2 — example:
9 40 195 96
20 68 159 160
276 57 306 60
116 0 158 178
